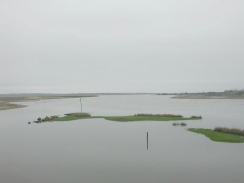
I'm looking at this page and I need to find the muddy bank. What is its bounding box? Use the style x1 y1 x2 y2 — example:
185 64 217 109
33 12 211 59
0 102 25 110
0 94 95 111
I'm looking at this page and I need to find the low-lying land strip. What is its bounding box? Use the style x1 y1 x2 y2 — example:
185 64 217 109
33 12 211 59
0 94 95 111
48 113 202 122
188 128 244 143
170 90 244 99
0 102 25 110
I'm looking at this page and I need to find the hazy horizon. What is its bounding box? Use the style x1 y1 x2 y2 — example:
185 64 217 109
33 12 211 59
1 89 244 95
1 0 243 94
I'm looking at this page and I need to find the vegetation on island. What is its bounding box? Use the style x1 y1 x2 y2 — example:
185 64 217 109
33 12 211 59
48 113 202 122
47 113 94 122
105 113 201 122
134 113 183 117
188 128 244 143
214 127 244 137
36 115 59 123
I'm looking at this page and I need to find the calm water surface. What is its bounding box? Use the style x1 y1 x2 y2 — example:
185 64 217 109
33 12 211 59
0 95 244 183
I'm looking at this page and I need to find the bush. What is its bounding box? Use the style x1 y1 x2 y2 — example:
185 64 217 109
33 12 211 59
74 113 91 117
214 127 244 137
135 113 183 117
190 116 202 119
180 122 187 126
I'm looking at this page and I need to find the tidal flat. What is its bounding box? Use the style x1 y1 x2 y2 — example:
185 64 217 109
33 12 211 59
0 101 25 110
0 94 95 110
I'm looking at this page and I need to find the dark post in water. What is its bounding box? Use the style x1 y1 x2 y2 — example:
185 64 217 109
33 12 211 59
147 132 148 150
80 98 82 113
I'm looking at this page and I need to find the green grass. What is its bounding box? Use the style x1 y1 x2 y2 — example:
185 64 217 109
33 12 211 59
51 114 83 121
188 128 244 143
51 113 201 122
51 114 98 121
104 116 194 122
214 127 244 137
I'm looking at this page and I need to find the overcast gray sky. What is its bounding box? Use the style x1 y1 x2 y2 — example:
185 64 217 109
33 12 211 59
1 0 243 93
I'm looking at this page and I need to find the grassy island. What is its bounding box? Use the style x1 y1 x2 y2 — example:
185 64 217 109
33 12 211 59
50 113 202 122
51 113 95 121
188 128 244 143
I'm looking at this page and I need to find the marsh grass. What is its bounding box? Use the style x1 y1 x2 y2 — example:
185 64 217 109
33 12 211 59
214 127 244 137
188 128 244 143
51 113 200 122
75 113 91 117
104 115 187 122
135 113 183 117
134 114 202 119
190 116 202 119
51 113 94 121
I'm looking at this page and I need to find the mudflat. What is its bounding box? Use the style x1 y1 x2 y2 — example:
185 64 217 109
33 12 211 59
0 101 25 110
0 94 95 111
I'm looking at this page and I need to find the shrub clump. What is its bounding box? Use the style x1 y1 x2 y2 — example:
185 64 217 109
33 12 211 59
172 122 187 126
190 116 202 119
135 113 183 117
214 127 244 137
74 113 91 117
37 115 58 123
180 122 187 126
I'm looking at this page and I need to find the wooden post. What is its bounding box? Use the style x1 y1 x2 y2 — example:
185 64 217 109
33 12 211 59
147 132 148 150
80 98 82 113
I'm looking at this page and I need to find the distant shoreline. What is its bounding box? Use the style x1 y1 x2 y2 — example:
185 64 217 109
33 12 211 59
0 94 95 111
0 93 157 111
171 95 244 99
157 90 244 99
1 91 244 111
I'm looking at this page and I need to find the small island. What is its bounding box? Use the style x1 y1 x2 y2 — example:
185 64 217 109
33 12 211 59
188 128 244 143
47 113 202 122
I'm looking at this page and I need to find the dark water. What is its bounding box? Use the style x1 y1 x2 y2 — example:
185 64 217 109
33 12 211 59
0 95 244 183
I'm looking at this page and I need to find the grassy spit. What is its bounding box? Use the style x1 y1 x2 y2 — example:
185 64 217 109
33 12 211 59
188 128 244 143
51 113 202 122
